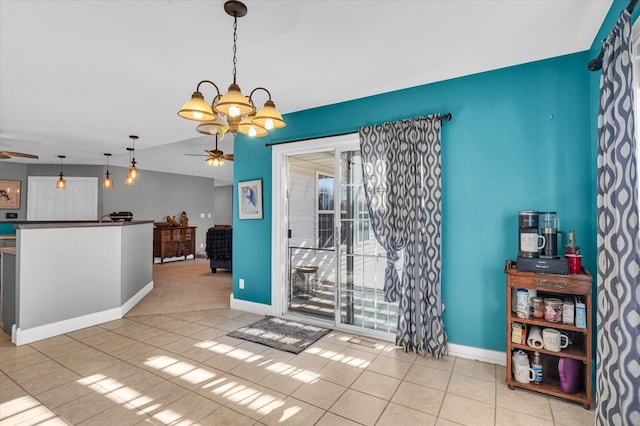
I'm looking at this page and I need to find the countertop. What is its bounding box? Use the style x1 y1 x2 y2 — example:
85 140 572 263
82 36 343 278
0 247 16 255
13 220 154 230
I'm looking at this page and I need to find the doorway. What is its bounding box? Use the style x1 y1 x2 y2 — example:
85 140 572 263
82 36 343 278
272 134 399 340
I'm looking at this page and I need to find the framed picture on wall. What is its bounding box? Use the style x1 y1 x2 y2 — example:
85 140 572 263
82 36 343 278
0 180 21 209
238 179 263 220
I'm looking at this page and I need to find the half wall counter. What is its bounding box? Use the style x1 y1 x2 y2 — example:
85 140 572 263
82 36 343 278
4 220 154 345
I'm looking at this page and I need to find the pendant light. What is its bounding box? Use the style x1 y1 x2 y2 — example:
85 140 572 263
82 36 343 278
56 155 66 189
177 1 285 138
125 135 139 185
103 153 113 188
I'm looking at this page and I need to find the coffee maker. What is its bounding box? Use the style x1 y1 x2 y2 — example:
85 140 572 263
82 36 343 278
517 210 569 274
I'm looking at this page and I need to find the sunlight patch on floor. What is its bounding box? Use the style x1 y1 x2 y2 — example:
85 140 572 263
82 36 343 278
76 373 203 424
194 340 235 354
0 395 58 424
178 366 220 385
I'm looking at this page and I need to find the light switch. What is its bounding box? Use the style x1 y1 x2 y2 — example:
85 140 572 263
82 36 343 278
200 213 205 218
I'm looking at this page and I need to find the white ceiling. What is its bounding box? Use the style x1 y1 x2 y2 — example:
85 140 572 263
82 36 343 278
0 0 612 185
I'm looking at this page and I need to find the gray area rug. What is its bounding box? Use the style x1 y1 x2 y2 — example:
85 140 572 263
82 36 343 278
227 316 331 354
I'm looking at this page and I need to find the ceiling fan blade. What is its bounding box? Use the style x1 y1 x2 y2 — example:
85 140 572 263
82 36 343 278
222 154 234 161
0 150 39 159
184 153 209 157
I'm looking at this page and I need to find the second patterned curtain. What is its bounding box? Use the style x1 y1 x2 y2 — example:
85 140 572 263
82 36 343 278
359 114 447 358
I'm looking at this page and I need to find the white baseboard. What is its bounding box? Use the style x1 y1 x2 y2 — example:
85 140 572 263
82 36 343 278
229 294 275 316
14 281 154 346
448 342 506 366
121 281 154 315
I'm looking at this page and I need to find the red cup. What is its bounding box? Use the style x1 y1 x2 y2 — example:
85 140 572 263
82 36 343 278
564 246 579 255
566 254 582 274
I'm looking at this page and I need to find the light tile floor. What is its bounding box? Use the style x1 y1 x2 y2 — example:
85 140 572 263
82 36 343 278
0 309 595 425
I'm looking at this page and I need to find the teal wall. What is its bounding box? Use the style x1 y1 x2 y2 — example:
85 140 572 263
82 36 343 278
233 50 597 352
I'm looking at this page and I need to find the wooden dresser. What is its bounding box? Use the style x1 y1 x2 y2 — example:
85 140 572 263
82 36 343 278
153 226 196 264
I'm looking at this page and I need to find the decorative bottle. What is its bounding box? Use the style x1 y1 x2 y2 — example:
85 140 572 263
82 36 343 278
532 351 543 385
564 230 580 255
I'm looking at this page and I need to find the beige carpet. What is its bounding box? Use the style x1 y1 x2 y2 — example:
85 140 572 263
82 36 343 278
125 258 232 317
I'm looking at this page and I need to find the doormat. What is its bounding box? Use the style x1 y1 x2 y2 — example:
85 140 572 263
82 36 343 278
227 316 331 354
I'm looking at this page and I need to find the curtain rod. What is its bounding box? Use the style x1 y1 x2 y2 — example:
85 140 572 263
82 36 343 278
265 112 452 147
588 0 637 71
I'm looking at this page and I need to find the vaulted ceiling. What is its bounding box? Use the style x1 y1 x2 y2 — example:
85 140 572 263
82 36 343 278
0 0 613 185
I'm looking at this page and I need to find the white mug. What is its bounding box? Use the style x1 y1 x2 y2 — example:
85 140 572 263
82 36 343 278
542 328 569 352
514 362 535 384
520 232 546 254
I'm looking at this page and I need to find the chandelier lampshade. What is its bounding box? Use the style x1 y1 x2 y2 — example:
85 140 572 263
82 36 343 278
178 92 215 122
196 114 228 135
177 1 285 137
253 100 286 130
214 84 253 118
239 112 268 137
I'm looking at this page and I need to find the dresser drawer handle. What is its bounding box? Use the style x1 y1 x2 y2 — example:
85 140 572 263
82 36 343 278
533 281 568 289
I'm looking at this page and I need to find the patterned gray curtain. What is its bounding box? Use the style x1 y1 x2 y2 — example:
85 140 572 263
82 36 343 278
596 9 640 425
359 114 447 358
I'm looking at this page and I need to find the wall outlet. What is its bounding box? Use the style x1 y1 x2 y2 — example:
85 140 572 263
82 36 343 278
239 279 245 289
200 243 204 248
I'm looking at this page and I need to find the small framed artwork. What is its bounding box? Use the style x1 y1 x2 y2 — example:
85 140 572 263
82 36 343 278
238 179 263 220
0 180 21 209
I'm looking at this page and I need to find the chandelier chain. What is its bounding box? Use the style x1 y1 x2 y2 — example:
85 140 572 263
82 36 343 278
232 16 238 85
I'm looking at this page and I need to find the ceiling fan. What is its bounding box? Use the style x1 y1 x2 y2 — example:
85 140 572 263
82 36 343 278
185 134 233 166
0 150 39 160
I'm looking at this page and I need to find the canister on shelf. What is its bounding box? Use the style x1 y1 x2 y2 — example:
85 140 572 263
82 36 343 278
516 289 530 319
531 297 544 318
544 298 563 323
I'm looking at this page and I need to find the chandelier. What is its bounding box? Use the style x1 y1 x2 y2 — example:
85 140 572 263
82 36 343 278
177 0 285 138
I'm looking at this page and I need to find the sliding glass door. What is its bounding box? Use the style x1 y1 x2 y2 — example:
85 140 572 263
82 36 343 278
287 151 337 320
274 135 398 339
336 148 399 335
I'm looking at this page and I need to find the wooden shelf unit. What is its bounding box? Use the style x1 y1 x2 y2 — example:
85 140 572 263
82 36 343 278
153 226 196 264
505 262 592 409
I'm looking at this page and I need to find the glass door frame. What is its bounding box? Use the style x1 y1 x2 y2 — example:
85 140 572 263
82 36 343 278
271 133 396 342
271 134 356 324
